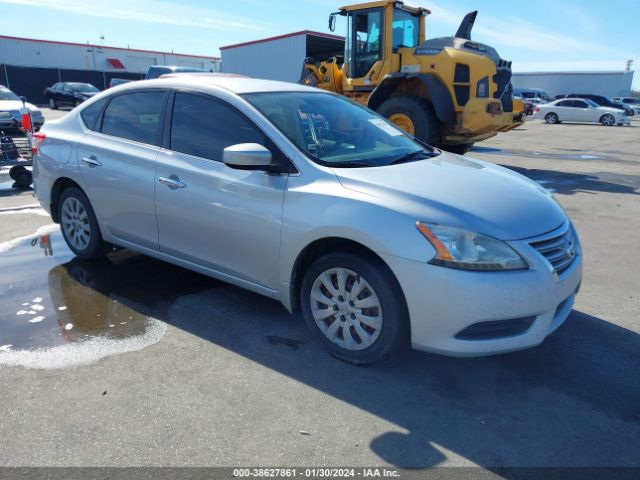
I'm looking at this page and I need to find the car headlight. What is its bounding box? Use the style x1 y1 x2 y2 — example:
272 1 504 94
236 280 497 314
416 222 528 271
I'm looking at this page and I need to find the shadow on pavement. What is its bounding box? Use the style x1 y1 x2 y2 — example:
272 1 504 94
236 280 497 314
39 252 640 471
502 166 640 196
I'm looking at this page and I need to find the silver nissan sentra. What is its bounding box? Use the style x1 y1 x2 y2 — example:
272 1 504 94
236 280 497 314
33 76 582 364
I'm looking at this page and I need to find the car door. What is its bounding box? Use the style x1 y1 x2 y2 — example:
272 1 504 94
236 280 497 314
570 100 593 122
553 100 573 121
154 91 288 289
77 89 168 250
60 84 74 106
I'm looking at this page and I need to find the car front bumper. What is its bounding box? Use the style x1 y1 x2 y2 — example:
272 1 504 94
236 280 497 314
381 223 583 356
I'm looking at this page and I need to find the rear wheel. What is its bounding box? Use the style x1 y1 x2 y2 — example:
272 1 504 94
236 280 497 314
545 112 559 124
377 96 442 146
49 98 58 110
300 251 408 365
58 187 109 259
600 114 615 126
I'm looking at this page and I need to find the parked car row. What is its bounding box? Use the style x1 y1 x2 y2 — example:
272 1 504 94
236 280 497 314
534 98 630 126
556 93 635 116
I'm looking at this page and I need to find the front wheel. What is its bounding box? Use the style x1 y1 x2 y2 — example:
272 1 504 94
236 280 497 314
600 114 615 126
58 187 109 259
300 252 408 364
49 98 58 110
545 112 559 124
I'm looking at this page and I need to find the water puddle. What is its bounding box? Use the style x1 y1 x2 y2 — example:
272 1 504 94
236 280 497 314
0 227 213 368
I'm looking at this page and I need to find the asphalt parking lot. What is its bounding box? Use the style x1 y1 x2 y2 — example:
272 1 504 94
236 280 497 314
0 109 639 471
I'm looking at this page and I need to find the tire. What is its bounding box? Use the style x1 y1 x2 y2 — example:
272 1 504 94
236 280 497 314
376 96 442 146
300 251 408 365
49 98 58 110
445 143 473 155
600 114 615 126
8 166 32 187
545 112 559 124
58 187 109 259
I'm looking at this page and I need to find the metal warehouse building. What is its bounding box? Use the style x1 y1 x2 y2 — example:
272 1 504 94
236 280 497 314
221 30 344 83
0 35 220 104
512 70 634 98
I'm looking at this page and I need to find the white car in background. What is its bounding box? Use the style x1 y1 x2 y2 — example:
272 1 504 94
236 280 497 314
0 85 45 131
534 98 630 126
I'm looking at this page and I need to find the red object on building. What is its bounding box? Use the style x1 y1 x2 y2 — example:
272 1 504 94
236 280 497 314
106 58 125 69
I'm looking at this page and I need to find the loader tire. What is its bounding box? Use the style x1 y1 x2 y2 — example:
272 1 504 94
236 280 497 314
376 96 442 147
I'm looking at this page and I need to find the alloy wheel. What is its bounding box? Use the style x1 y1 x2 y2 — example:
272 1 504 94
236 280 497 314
309 267 383 351
61 197 91 251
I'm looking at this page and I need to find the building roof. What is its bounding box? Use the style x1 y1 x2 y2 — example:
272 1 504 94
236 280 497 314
0 35 219 60
220 30 345 51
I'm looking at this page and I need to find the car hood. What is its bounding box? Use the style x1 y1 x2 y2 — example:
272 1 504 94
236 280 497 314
599 106 625 114
332 152 566 241
0 100 41 113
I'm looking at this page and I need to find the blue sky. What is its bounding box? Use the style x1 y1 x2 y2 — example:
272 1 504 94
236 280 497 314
1 0 638 89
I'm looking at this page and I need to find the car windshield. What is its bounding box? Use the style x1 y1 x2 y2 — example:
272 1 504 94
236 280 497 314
69 83 99 92
0 87 20 101
584 99 599 108
243 92 438 167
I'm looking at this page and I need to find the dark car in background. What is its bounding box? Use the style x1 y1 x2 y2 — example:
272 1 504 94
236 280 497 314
145 65 205 80
44 82 100 109
559 93 634 116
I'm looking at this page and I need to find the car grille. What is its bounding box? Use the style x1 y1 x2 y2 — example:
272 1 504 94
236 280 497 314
530 227 578 275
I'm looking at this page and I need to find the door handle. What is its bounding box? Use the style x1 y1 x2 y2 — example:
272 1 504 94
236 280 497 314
81 156 102 167
158 176 187 189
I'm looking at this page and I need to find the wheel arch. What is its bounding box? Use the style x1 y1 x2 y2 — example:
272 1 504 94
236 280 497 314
368 73 456 124
288 237 408 317
49 177 84 223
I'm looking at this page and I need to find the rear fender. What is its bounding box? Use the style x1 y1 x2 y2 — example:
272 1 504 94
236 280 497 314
368 73 456 124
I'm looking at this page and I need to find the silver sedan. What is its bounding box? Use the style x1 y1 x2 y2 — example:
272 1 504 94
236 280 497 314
32 76 582 363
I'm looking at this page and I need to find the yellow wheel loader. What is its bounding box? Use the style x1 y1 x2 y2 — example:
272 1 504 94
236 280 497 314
300 0 524 153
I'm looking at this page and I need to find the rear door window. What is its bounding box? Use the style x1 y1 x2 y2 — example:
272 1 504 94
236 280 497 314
101 91 165 145
80 98 108 131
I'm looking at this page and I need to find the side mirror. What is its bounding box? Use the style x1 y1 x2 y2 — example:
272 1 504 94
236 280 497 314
223 143 272 170
328 13 336 32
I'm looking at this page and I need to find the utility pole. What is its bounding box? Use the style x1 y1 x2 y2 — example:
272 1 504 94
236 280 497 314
626 59 633 71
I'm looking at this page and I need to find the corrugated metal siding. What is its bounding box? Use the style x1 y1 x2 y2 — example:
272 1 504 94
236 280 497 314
512 71 634 98
221 35 306 83
0 37 220 74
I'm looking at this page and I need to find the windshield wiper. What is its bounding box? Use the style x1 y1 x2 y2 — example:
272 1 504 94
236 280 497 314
387 150 440 166
329 161 378 168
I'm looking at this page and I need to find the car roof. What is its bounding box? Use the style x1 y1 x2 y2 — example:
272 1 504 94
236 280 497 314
118 75 319 95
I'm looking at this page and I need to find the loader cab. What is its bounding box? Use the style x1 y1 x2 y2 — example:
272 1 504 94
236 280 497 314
333 1 428 89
